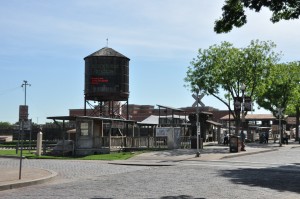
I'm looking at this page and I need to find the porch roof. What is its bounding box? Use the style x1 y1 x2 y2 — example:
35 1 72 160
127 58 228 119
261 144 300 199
220 114 275 121
206 120 223 126
156 104 184 112
47 116 136 123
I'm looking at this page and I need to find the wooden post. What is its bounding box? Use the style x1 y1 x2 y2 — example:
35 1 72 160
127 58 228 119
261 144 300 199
36 131 43 156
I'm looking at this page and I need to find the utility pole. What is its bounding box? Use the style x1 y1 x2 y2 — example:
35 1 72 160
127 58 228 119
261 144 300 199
21 80 31 105
196 89 200 157
19 80 31 180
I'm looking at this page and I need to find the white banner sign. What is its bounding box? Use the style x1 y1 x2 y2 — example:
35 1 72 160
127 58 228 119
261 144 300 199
20 120 32 131
156 127 172 137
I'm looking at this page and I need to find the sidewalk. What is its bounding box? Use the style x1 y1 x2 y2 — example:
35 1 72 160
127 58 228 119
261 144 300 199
109 141 300 166
0 167 57 191
0 141 299 191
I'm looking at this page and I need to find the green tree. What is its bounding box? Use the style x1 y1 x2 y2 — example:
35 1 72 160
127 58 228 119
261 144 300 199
0 122 12 129
215 0 300 33
256 62 300 115
185 40 280 133
271 62 300 141
255 62 300 142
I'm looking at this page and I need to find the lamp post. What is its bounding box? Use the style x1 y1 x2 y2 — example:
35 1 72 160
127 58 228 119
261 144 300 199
228 90 231 140
21 80 31 106
233 83 250 151
296 106 299 143
241 83 246 123
276 108 284 147
240 83 246 151
19 80 31 180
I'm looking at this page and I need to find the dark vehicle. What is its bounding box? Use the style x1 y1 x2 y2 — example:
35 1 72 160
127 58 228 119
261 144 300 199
49 140 74 156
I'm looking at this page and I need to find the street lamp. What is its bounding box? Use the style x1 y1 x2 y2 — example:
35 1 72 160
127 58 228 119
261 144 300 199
240 83 246 151
233 83 250 151
241 83 246 123
276 108 284 147
21 80 31 106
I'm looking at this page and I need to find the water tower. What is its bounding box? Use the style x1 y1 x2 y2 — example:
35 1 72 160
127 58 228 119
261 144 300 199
84 47 130 118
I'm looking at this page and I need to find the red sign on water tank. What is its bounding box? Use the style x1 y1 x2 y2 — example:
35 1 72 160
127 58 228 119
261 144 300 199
91 77 109 85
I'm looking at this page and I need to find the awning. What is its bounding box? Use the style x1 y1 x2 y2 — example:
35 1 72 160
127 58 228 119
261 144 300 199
67 129 76 133
206 120 222 126
156 104 184 112
47 116 136 124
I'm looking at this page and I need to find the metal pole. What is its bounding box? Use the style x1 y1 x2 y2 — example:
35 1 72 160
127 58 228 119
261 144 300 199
276 108 283 147
296 106 299 142
241 84 245 133
29 121 32 152
240 83 246 151
279 116 282 147
196 90 200 157
228 91 231 138
241 89 245 151
24 85 26 105
19 120 24 180
21 80 31 106
84 96 86 116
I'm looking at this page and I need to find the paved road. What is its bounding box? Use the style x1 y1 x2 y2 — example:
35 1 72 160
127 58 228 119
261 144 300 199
1 146 300 199
0 158 149 183
181 145 300 169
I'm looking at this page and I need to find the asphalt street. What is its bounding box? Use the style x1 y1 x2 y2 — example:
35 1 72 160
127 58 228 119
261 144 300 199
0 146 300 199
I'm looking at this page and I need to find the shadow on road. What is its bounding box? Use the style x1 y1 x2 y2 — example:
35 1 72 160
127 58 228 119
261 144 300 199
219 163 300 194
91 196 205 199
160 196 205 199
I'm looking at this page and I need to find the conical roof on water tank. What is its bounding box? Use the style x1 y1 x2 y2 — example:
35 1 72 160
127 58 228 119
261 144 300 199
84 47 130 102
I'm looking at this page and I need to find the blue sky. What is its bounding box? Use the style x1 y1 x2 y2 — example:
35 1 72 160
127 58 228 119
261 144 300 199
1 0 300 124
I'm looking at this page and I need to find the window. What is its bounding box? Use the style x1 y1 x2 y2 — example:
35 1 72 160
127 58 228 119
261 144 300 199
80 122 89 136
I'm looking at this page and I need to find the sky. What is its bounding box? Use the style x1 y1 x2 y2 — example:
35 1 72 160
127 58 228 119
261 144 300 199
1 0 300 124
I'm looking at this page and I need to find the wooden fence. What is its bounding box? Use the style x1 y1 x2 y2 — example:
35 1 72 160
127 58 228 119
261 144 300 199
108 136 191 149
0 136 193 151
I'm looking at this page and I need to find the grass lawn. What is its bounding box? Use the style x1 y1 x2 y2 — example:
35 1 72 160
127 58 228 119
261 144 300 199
0 149 144 160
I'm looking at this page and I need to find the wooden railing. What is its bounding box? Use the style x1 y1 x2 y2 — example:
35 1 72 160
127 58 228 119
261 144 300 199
0 137 192 151
108 136 191 149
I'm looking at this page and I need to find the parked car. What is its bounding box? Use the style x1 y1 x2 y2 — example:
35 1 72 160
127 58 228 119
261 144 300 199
49 140 74 156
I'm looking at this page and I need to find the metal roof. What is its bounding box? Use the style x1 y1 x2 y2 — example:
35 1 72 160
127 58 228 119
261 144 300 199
206 120 222 126
139 115 159 125
139 115 187 125
47 116 136 123
84 47 129 60
156 104 184 112
220 114 275 120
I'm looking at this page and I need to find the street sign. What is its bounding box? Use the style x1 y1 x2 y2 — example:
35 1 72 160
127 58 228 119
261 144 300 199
276 108 284 118
197 125 200 135
192 93 205 107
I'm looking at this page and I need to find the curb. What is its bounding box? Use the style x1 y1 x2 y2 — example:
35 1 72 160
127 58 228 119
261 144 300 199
109 161 174 166
109 148 278 166
0 169 57 191
0 155 26 159
220 148 278 159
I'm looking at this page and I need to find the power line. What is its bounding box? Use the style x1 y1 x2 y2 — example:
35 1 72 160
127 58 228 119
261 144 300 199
0 86 20 96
